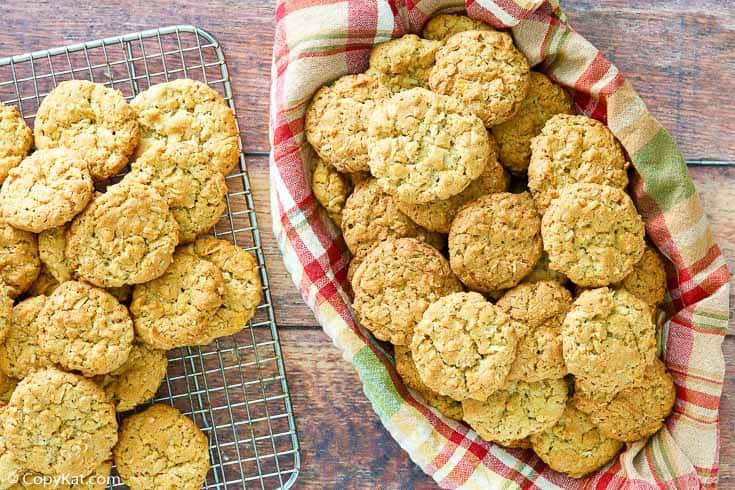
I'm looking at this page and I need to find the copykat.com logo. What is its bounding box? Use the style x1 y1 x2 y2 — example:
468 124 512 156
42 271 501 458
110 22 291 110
20 474 123 487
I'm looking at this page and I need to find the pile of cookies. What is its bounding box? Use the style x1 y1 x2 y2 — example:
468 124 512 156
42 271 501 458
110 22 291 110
0 78 262 488
306 13 675 479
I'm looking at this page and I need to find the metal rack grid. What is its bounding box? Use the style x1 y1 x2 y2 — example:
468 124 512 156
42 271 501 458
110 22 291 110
0 25 300 489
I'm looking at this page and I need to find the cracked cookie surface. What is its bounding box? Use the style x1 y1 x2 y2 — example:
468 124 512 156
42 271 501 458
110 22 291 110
615 246 667 307
0 102 32 186
0 282 11 345
0 297 52 379
39 224 76 283
368 35 441 92
0 220 40 298
311 158 352 227
422 14 493 41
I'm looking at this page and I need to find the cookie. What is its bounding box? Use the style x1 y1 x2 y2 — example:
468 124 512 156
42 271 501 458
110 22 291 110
114 404 210 490
0 102 32 186
37 281 134 377
368 35 441 92
126 142 227 243
67 181 179 288
12 461 112 489
305 74 392 173
541 183 645 287
25 265 60 297
352 238 462 346
563 287 656 396
39 225 75 283
0 282 11 345
368 88 491 204
397 134 508 233
422 14 493 41
429 30 530 127
342 178 444 258
530 404 623 478
394 346 463 420
311 157 352 226
574 358 675 442
0 148 93 233
3 368 118 478
528 114 628 212
95 342 167 412
411 292 519 401
462 378 568 445
492 72 575 174
496 281 572 382
448 192 542 292
131 248 225 350
0 297 52 379
34 80 139 181
0 370 17 403
131 78 239 175
0 220 40 298
522 251 568 285
0 431 23 489
615 246 667 307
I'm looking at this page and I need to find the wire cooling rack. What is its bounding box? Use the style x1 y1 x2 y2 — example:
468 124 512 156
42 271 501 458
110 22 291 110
0 25 300 489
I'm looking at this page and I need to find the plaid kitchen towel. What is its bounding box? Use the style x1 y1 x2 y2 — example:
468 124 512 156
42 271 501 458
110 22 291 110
269 1 731 488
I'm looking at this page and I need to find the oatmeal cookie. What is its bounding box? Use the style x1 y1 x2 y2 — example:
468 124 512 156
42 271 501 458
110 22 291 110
126 142 227 243
352 238 462 346
496 281 572 382
530 404 623 478
3 368 117 478
522 251 568 285
34 80 139 181
94 342 167 412
131 78 239 175
0 282 11 345
368 35 440 92
67 182 179 288
39 225 75 283
394 346 463 420
0 220 40 298
0 149 93 233
0 431 23 489
411 292 519 401
492 72 574 174
615 246 667 307
305 74 391 173
422 14 493 41
184 237 262 344
342 178 444 258
448 192 542 292
429 30 530 127
563 288 656 396
368 88 490 203
462 378 567 445
574 358 675 442
25 265 60 297
0 102 32 186
528 114 628 212
541 183 645 287
311 157 352 227
37 281 134 377
0 297 52 379
131 248 225 350
12 460 112 489
114 404 210 490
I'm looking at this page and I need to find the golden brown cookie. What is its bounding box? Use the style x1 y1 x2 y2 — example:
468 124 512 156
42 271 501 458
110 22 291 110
0 297 52 379
528 114 628 212
368 35 441 92
496 281 572 382
429 30 530 127
67 182 179 288
311 157 352 227
305 74 392 173
125 142 227 243
132 78 239 175
25 265 60 298
563 287 656 396
184 237 263 344
615 246 667 307
39 225 75 283
0 102 32 186
492 72 574 174
367 88 491 204
0 220 40 298
0 282 11 345
114 404 210 490
352 238 462 346
0 430 23 489
530 404 623 478
37 281 134 377
422 14 493 41
462 378 567 445
0 149 93 233
3 368 118 478
94 342 168 412
541 183 645 287
341 178 444 258
394 346 463 420
12 461 112 489
34 80 139 181
448 192 542 292
522 251 568 285
574 358 675 442
131 248 225 350
411 292 519 401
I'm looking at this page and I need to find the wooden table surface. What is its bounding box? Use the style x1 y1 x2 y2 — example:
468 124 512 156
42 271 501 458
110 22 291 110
1 1 733 488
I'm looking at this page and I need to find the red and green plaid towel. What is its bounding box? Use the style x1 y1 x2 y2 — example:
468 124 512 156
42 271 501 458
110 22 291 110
269 1 731 487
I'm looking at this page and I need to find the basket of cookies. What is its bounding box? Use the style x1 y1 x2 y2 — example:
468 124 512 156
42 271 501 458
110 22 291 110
271 1 729 488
